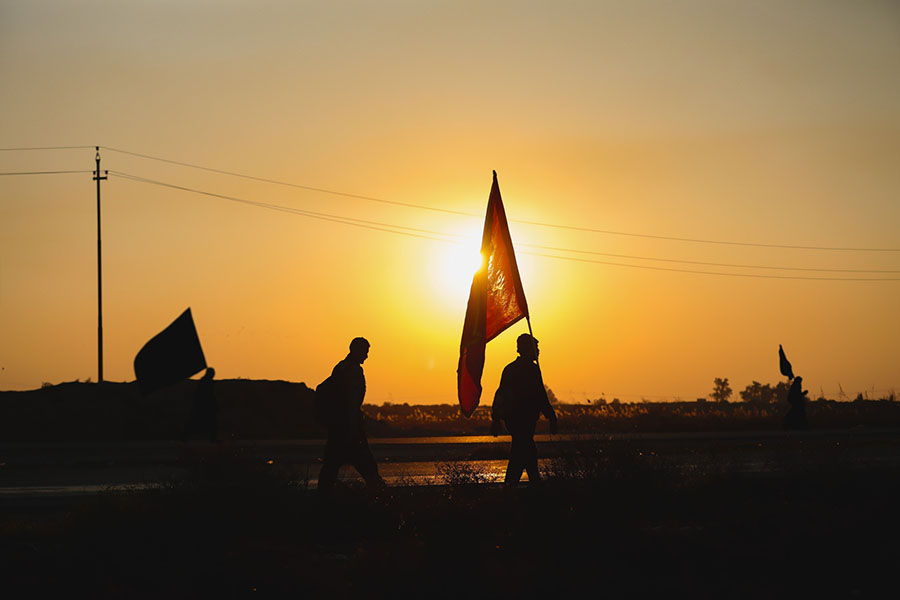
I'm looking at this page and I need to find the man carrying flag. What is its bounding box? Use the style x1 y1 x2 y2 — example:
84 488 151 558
492 333 557 486
458 170 530 415
457 171 557 484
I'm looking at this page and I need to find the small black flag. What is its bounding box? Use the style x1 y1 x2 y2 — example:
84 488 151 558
134 308 207 394
779 344 794 380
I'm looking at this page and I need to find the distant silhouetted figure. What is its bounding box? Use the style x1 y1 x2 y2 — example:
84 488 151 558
491 333 558 486
784 376 809 430
317 338 384 495
184 367 218 442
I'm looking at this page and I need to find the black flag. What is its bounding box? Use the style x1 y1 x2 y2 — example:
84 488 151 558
134 308 207 394
779 344 794 380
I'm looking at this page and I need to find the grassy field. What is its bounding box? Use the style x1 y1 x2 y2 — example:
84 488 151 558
2 439 898 597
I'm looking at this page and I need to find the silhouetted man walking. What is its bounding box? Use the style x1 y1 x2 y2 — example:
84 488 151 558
784 376 809 430
317 337 384 495
491 333 558 486
184 367 218 442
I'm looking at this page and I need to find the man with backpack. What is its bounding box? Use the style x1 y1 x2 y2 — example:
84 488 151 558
316 337 384 495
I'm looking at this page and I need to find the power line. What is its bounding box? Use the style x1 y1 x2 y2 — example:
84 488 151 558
520 243 900 274
0 146 94 151
0 170 93 176
520 250 900 281
113 169 900 275
515 220 900 253
100 145 900 253
103 146 474 217
110 170 900 282
4 144 899 252
10 163 892 274
111 171 462 244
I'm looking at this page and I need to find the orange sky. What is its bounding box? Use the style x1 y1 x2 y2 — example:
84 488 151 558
2 1 899 403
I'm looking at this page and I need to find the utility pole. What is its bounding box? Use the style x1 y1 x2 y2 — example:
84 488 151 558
93 147 107 384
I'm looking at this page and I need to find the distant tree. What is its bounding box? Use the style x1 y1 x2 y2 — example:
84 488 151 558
710 377 733 403
740 381 790 405
740 381 770 405
774 381 790 403
545 385 559 404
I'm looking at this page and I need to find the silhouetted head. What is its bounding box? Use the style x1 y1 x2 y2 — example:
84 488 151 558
349 337 370 364
203 367 215 380
517 333 539 361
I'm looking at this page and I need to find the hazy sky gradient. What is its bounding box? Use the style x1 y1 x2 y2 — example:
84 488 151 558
2 1 898 402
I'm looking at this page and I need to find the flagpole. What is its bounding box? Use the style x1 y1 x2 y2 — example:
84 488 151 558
526 315 556 443
526 316 541 373
526 316 546 391
526 315 546 396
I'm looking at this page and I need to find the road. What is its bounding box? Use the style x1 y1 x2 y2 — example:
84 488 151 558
2 428 898 504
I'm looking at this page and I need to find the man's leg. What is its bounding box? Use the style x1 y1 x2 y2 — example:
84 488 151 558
351 432 384 489
523 435 541 483
317 432 345 494
505 432 526 486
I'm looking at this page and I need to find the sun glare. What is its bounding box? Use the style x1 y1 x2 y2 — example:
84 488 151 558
430 242 483 303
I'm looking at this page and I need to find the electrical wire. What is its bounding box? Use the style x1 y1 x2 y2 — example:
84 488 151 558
100 145 900 253
0 146 94 151
112 169 900 275
10 145 898 253
520 243 900 274
0 170 93 176
110 171 900 282
515 219 900 252
103 146 474 217
111 171 461 244
518 250 900 281
12 164 894 274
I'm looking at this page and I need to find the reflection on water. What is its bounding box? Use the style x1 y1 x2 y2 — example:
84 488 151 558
7 431 897 498
304 459 537 488
0 461 530 496
0 483 165 496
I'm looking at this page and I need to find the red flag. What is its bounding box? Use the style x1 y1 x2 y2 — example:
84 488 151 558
457 171 529 416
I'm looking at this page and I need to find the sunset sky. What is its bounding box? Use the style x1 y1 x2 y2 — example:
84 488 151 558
2 1 898 404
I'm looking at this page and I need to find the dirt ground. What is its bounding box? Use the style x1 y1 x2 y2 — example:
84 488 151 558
2 436 899 598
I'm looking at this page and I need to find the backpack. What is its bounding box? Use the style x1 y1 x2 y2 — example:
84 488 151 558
491 387 508 421
314 374 337 426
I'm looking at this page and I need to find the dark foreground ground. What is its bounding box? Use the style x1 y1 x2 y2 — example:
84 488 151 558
2 435 899 598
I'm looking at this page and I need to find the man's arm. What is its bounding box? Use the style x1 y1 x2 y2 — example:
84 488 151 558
535 367 558 433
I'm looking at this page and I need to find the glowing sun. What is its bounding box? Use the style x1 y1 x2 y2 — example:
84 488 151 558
430 243 483 301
